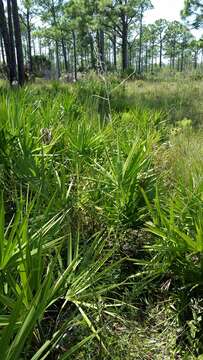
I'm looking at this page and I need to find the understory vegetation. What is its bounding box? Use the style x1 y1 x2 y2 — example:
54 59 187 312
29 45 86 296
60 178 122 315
0 74 203 359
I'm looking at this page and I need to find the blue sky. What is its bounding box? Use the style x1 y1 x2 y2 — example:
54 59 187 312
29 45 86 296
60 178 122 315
144 0 202 38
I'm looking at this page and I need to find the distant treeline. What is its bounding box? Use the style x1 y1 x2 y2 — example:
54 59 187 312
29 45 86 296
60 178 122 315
0 0 202 84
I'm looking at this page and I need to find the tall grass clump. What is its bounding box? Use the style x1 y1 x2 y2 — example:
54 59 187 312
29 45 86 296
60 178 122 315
0 189 127 359
138 128 203 356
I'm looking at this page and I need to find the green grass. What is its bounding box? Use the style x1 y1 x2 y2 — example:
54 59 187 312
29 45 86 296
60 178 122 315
127 79 203 126
0 76 202 359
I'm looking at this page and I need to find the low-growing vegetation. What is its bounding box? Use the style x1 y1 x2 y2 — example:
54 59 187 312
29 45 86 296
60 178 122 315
0 75 202 359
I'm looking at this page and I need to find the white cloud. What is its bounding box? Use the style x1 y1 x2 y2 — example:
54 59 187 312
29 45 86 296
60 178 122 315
145 0 184 23
144 0 202 39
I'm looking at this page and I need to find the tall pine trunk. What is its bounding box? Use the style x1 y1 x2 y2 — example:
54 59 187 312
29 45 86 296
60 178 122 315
26 8 32 73
112 33 117 70
0 33 5 65
12 0 25 85
138 6 143 74
7 0 17 80
80 48 84 70
145 46 148 72
32 39 36 56
89 35 96 70
0 0 14 83
72 30 77 81
194 50 198 69
159 39 163 68
180 46 184 72
151 43 154 72
55 40 60 79
51 1 60 79
61 38 68 73
172 43 176 69
98 29 105 71
122 23 128 71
